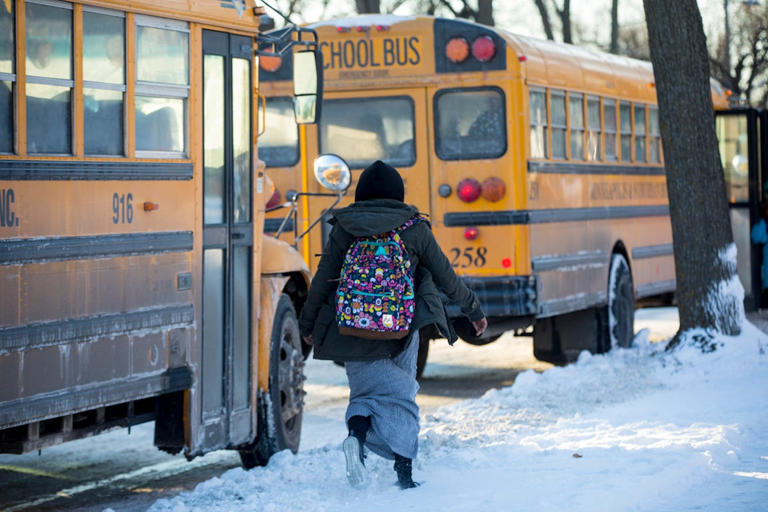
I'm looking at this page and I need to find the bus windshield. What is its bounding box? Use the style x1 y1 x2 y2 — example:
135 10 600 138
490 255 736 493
319 96 415 169
260 97 299 167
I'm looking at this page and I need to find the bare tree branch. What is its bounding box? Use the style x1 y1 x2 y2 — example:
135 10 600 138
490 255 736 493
532 0 555 40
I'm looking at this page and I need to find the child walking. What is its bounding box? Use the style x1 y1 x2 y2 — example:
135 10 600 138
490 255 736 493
299 160 487 489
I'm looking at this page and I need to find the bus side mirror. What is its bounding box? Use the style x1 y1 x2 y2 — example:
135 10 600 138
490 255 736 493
314 154 351 192
293 50 323 125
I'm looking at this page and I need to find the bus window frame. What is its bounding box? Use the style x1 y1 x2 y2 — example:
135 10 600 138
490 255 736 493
260 95 300 168
619 100 632 162
25 0 74 156
82 5 126 157
634 102 647 163
134 14 190 159
586 95 602 162
528 86 547 160
604 98 618 162
318 94 417 169
434 85 507 162
568 91 585 161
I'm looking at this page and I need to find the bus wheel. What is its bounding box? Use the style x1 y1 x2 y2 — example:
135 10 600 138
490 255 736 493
239 294 304 469
602 253 635 351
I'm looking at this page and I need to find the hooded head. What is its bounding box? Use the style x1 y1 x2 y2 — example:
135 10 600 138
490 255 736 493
354 160 405 203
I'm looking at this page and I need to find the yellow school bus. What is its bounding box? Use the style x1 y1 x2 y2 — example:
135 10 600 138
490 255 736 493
0 0 322 467
259 14 729 366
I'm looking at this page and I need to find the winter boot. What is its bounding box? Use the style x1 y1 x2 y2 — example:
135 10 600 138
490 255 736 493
343 415 370 489
394 454 420 489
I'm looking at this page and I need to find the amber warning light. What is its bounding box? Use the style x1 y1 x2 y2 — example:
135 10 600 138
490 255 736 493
259 54 282 72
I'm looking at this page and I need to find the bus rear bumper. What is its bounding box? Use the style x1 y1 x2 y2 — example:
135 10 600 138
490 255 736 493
446 275 538 318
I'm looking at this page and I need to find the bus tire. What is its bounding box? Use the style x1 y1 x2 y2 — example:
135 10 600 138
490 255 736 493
601 253 635 352
239 294 304 469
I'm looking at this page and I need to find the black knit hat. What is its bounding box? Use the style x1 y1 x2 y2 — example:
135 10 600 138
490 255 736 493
355 160 405 202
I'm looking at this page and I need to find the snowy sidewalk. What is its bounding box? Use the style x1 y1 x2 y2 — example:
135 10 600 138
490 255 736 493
146 320 768 512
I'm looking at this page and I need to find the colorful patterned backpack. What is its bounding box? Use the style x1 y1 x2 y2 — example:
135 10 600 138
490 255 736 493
336 217 421 339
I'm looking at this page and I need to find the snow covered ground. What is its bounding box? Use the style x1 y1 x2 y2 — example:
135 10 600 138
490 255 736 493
145 313 768 512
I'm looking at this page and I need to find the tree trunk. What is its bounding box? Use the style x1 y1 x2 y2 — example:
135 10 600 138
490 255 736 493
477 0 494 26
643 0 742 342
355 0 380 13
532 0 555 40
610 0 619 53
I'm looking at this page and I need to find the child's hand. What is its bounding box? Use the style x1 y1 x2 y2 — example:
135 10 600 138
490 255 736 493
472 317 488 336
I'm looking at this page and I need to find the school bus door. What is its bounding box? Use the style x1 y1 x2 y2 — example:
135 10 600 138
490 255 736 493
199 30 255 451
304 88 431 266
716 108 768 310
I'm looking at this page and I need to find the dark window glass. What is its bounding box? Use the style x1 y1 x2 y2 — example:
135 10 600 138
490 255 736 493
137 26 188 85
0 0 13 74
586 97 601 161
320 96 415 168
620 102 631 162
604 100 617 161
569 94 584 160
232 57 250 224
203 54 224 225
83 11 124 84
25 3 71 80
529 89 547 158
27 83 70 154
0 81 11 153
259 97 299 167
649 107 661 163
26 3 72 154
84 88 123 155
635 104 646 163
437 88 506 160
83 10 124 155
202 249 224 413
551 91 566 159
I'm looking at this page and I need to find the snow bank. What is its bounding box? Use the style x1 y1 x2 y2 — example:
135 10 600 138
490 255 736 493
147 326 768 512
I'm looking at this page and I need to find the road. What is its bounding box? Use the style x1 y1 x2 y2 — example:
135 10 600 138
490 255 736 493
0 308 676 512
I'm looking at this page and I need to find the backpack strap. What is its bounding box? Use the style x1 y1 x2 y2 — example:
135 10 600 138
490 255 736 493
393 214 424 234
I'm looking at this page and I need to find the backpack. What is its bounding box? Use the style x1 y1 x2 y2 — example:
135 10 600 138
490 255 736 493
336 216 421 340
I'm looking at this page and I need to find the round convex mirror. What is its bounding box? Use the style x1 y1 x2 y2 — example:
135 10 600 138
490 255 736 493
314 154 351 192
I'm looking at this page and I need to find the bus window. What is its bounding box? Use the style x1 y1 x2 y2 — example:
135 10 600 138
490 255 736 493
717 115 749 203
569 93 584 160
135 17 189 156
436 87 506 160
620 101 631 162
634 104 646 163
26 1 72 154
0 0 12 153
604 99 618 161
260 97 299 167
551 90 566 159
320 96 415 169
649 107 661 163
83 8 124 155
586 96 601 161
529 88 547 159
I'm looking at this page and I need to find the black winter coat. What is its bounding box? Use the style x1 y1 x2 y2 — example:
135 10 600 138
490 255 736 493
298 199 484 362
